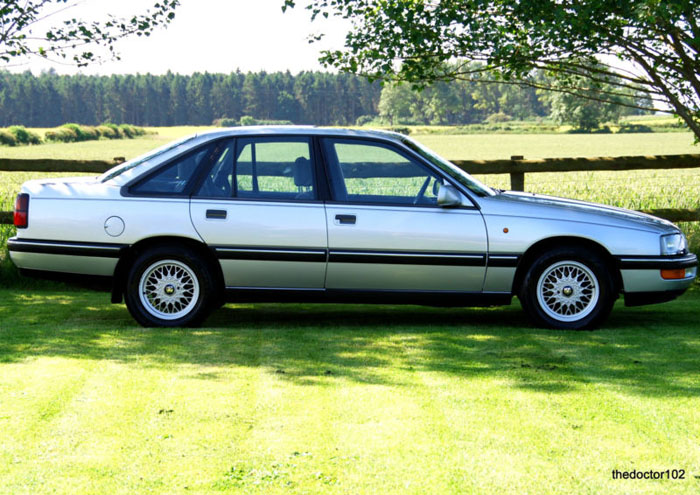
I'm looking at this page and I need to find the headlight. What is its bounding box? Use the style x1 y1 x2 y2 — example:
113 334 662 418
660 233 688 255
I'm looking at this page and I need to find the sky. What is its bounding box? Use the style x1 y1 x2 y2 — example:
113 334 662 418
11 0 349 76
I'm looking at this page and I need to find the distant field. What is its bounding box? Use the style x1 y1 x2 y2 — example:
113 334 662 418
0 126 697 161
414 132 699 160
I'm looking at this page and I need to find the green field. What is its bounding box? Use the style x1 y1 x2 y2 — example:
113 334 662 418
1 288 699 495
1 127 698 161
1 130 700 494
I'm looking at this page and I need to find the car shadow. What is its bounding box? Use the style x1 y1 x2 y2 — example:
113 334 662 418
0 289 698 398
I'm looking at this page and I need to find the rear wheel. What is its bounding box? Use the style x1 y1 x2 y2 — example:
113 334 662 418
519 247 615 330
125 246 215 327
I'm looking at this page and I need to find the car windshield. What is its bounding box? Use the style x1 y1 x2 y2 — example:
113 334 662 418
99 135 198 183
400 136 495 197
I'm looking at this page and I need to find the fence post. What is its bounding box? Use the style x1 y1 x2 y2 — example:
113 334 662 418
510 155 525 191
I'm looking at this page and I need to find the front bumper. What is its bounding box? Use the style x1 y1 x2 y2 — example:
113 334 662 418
617 253 697 306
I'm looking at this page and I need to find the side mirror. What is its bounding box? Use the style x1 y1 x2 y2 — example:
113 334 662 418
437 183 464 207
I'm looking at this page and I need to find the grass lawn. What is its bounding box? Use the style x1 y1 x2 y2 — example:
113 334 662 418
1 287 699 494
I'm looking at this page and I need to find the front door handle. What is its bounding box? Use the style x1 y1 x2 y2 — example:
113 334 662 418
206 209 227 219
335 214 356 225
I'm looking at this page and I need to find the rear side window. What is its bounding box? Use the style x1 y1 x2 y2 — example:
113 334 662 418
130 144 214 196
195 137 316 201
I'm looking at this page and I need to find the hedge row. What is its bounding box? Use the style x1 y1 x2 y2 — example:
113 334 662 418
0 126 42 146
44 123 147 143
213 116 294 127
0 123 147 146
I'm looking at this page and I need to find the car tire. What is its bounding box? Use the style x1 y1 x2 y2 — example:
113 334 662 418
519 247 616 330
125 245 215 327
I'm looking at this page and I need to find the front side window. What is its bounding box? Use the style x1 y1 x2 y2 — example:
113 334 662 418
197 137 316 201
322 139 442 206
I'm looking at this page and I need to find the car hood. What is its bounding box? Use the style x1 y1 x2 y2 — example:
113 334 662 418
481 191 677 233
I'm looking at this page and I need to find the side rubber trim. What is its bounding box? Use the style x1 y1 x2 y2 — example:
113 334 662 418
213 246 327 263
487 254 520 268
616 254 697 270
328 249 486 267
8 237 125 258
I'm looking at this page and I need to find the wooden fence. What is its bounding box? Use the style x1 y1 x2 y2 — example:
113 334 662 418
1 154 700 224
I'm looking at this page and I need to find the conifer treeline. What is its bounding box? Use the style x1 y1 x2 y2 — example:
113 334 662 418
0 70 382 127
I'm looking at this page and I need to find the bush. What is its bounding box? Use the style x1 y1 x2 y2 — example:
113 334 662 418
486 112 512 124
389 127 411 135
80 126 100 140
355 115 376 126
9 125 41 145
43 122 146 142
101 123 124 138
118 124 146 138
567 125 612 134
0 129 17 146
238 116 293 126
96 125 120 139
45 127 78 143
617 123 654 133
61 123 88 141
213 117 238 127
119 124 136 138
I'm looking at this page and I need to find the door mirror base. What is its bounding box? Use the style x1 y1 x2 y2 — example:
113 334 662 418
437 183 465 208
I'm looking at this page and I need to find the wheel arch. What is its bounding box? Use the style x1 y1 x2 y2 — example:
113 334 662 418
111 236 224 304
512 236 622 296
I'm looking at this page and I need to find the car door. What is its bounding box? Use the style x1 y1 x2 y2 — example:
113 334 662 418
190 137 327 289
321 137 488 292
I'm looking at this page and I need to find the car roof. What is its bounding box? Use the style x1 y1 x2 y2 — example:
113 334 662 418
191 126 407 142
100 126 409 186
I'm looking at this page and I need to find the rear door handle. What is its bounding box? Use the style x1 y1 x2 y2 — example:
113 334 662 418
206 209 227 219
335 214 356 225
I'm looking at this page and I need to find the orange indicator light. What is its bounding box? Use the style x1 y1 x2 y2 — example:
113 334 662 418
660 269 686 280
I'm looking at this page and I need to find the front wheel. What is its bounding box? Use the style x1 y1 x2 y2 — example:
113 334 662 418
125 246 215 327
519 247 616 330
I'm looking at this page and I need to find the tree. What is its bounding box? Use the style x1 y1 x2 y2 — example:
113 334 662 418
1 0 179 67
546 91 622 132
540 70 633 131
284 0 700 141
378 83 417 124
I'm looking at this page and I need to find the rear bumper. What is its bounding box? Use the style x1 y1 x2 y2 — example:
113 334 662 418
8 237 123 277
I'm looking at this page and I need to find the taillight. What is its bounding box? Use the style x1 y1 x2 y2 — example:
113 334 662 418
14 193 29 229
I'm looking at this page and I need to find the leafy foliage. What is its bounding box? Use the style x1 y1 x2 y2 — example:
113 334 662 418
5 122 148 145
7 125 40 144
285 0 700 141
0 128 16 146
0 0 179 66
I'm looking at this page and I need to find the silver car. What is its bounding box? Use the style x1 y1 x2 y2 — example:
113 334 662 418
8 127 697 329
